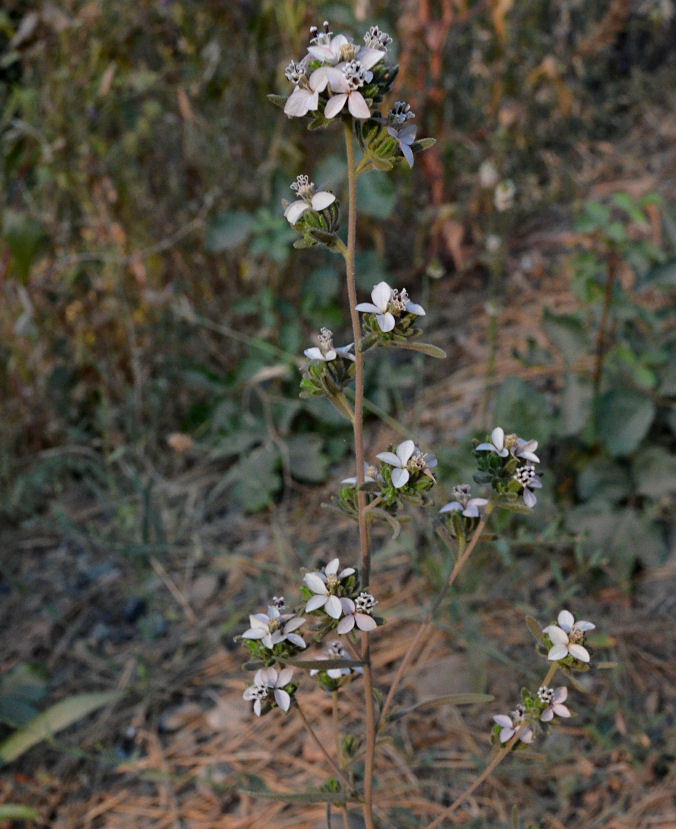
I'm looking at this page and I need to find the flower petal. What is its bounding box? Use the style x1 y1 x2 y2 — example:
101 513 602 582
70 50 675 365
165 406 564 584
391 467 410 488
283 617 305 633
499 727 515 742
523 488 537 508
284 87 311 117
398 123 417 144
400 141 414 168
325 558 340 576
355 302 380 313
405 300 425 315
324 93 347 119
540 709 554 722
304 573 328 594
371 281 393 310
396 440 416 464
274 688 291 712
309 66 330 92
277 667 294 686
547 643 569 661
305 594 327 612
286 633 306 648
355 613 377 631
347 90 370 119
552 703 571 717
376 312 396 332
376 451 403 467
325 595 343 619
285 200 310 224
493 715 513 728
311 191 336 211
336 615 355 634
491 427 505 450
575 620 596 631
439 501 462 513
558 610 575 632
304 347 324 360
356 46 385 70
568 643 590 663
545 625 569 645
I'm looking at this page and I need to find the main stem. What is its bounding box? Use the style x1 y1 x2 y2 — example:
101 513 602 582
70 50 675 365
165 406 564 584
344 122 376 829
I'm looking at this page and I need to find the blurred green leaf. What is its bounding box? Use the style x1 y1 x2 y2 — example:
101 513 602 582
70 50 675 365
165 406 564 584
596 388 655 456
542 309 589 364
494 377 553 444
205 211 256 252
0 805 40 821
357 171 396 219
577 457 631 503
286 434 329 483
558 373 593 437
2 210 47 283
227 445 280 512
632 447 676 497
0 691 122 764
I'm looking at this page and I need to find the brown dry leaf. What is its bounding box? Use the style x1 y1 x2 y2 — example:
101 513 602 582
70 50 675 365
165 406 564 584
441 218 465 271
177 88 194 121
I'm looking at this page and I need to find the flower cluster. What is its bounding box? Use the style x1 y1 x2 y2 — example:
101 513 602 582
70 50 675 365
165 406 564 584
439 483 488 539
356 281 425 336
243 666 295 717
282 21 391 122
303 558 379 634
300 327 355 399
474 426 543 509
543 609 595 666
239 598 307 661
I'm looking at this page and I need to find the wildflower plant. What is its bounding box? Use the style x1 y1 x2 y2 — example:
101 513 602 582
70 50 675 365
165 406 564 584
235 19 602 827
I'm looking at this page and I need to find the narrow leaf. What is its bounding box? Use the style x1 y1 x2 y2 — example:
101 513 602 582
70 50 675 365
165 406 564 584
391 693 494 720
0 691 122 764
412 137 436 151
367 507 402 538
0 805 40 821
387 341 447 359
525 615 545 643
281 657 366 670
239 788 348 804
266 94 287 109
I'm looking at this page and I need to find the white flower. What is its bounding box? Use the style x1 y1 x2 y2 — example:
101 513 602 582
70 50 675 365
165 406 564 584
336 592 378 634
310 639 362 679
387 122 417 168
440 483 489 517
243 666 294 716
284 61 333 118
284 174 336 225
494 179 516 212
341 462 378 485
308 30 385 73
514 438 540 464
377 440 436 489
513 463 543 508
241 605 306 650
543 609 595 663
355 281 425 333
363 25 392 52
323 61 372 120
493 706 534 744
304 327 355 362
304 558 355 619
538 686 571 722
476 426 510 457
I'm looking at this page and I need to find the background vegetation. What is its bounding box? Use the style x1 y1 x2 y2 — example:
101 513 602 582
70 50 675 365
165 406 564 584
0 0 674 826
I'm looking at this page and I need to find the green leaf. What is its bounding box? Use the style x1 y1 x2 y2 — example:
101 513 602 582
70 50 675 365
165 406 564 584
267 93 287 109
281 657 365 670
577 457 631 503
558 373 593 437
2 210 47 283
205 211 256 252
542 309 589 364
0 691 122 764
390 693 494 720
226 444 281 512
525 615 545 643
632 447 676 497
239 788 348 804
494 377 553 444
412 137 436 151
357 172 396 219
0 805 40 821
285 434 329 483
387 341 447 359
596 388 655 456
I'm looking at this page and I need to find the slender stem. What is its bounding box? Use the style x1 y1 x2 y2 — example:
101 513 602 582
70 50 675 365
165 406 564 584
422 662 559 829
343 122 370 586
295 701 355 793
332 690 343 769
378 506 494 728
344 121 376 829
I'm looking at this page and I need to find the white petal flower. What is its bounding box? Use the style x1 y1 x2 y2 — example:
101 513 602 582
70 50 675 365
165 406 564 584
356 280 396 331
310 639 362 679
323 60 372 120
284 174 336 225
476 426 509 457
304 558 356 620
303 327 355 363
543 609 595 663
513 463 543 508
243 666 294 716
493 709 534 744
387 122 417 168
284 65 331 118
336 593 378 635
538 686 571 722
241 605 306 651
342 461 378 485
377 439 416 488
440 484 489 518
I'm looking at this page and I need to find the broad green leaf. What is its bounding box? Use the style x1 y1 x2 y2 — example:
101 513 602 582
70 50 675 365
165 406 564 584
558 373 593 436
494 376 553 444
266 93 287 109
285 434 329 483
0 691 122 764
0 804 40 821
390 693 494 720
542 309 589 365
577 457 631 503
227 444 280 512
632 447 676 497
357 171 396 219
596 388 655 456
413 137 436 151
205 211 256 252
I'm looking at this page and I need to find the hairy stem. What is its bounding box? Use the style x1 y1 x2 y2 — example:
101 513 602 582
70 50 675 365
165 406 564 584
422 662 559 829
378 505 494 728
